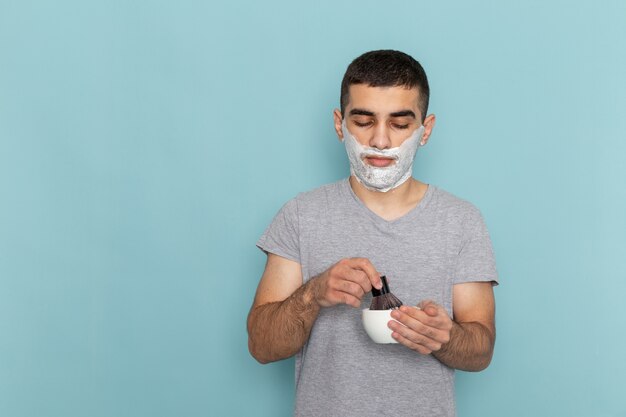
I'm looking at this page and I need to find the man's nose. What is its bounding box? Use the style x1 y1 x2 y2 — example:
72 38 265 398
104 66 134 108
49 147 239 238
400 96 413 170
369 124 392 150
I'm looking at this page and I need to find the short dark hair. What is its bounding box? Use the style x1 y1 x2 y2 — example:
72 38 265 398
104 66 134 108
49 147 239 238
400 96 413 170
340 50 430 122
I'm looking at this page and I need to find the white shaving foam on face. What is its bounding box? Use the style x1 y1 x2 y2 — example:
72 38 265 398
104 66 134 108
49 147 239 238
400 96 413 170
341 121 424 192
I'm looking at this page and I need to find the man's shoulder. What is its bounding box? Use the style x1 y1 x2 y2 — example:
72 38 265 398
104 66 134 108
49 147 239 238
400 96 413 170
273 179 347 221
291 178 347 206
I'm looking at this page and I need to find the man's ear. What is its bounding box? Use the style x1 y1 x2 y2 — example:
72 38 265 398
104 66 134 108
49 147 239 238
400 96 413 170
333 109 344 142
420 114 436 146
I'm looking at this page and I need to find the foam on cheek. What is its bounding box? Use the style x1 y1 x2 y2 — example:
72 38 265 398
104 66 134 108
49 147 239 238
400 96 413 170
341 121 424 192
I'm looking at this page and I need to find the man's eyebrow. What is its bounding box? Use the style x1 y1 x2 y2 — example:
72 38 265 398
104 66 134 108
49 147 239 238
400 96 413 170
348 109 417 118
349 109 375 116
389 110 416 118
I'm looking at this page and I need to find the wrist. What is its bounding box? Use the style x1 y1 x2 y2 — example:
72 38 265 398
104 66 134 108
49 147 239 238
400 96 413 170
435 320 460 357
302 277 322 309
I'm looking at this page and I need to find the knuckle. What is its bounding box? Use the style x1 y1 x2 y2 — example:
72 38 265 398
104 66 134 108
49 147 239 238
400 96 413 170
354 257 372 269
356 286 365 297
341 294 353 306
347 282 359 296
419 336 432 347
416 323 428 335
356 272 370 288
333 261 347 272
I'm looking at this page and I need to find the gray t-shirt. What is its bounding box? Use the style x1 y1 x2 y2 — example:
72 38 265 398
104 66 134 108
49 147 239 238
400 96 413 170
257 178 498 417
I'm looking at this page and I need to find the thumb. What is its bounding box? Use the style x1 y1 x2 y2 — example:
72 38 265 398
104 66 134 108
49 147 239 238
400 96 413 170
418 300 439 317
424 306 438 316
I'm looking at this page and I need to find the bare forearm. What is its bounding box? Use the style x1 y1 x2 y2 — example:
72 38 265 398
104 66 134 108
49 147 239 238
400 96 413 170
247 281 320 364
432 321 495 371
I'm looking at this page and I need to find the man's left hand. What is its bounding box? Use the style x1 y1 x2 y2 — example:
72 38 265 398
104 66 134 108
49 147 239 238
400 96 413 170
388 300 454 355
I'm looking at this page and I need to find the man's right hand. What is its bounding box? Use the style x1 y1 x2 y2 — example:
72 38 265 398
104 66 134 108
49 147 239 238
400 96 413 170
309 258 382 308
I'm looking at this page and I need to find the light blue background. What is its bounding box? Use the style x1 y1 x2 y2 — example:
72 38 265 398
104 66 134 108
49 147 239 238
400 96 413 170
1 1 625 416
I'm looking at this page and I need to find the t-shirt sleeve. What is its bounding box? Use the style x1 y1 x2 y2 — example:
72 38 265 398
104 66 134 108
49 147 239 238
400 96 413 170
453 207 499 285
256 198 301 264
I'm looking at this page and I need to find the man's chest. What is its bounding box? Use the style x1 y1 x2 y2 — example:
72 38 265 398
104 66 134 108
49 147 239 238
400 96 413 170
300 213 461 308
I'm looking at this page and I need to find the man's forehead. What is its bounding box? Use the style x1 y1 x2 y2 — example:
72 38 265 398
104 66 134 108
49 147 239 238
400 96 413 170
346 84 420 114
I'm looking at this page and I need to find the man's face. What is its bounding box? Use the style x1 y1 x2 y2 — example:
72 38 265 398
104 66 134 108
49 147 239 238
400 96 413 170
334 84 435 169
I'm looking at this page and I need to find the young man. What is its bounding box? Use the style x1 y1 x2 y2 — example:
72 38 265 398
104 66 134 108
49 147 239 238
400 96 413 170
247 50 498 417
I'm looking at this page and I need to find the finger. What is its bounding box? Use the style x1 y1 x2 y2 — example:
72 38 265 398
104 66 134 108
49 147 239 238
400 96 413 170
398 306 439 326
333 290 361 308
389 325 433 355
391 309 448 342
397 305 422 319
416 310 450 331
340 267 372 294
413 303 448 326
334 279 365 299
424 306 438 316
389 319 444 352
348 258 382 289
418 300 439 316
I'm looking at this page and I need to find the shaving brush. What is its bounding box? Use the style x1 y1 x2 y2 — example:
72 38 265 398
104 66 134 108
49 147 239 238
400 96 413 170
369 276 403 310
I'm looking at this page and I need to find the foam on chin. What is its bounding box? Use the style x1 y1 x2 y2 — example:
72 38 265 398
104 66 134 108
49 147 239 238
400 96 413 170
341 121 424 192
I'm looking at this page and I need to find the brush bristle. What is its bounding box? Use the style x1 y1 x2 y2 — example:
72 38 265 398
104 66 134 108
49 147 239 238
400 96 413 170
369 293 403 310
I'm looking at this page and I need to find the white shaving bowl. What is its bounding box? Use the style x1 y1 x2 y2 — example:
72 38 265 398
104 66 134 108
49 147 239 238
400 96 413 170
362 308 399 344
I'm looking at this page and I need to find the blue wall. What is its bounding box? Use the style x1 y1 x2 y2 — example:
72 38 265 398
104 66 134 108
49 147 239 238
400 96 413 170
1 1 625 416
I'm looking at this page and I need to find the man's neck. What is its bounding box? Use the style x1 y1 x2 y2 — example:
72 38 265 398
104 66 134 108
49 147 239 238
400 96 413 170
349 176 428 221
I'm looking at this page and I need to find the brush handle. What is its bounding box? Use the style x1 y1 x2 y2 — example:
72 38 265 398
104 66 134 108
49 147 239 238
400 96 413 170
371 275 390 297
